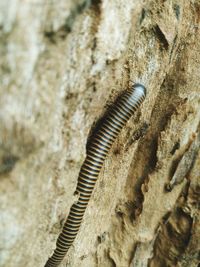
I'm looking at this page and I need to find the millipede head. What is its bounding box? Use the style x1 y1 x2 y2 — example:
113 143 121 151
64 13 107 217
132 83 147 97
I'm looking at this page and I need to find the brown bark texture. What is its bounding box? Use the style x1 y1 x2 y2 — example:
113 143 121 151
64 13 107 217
0 0 200 267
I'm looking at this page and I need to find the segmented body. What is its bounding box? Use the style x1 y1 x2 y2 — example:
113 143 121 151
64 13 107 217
45 83 146 267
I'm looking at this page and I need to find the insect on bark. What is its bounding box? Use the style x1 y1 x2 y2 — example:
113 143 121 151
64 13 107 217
44 83 146 267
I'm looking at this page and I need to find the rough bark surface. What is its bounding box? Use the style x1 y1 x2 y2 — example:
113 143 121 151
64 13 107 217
0 1 199 267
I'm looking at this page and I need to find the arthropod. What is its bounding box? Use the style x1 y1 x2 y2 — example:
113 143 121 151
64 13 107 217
44 83 146 267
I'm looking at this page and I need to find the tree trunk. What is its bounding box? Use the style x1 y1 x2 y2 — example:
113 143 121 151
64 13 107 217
0 1 199 267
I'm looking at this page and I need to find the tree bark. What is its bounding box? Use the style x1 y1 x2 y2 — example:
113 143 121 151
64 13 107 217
0 1 199 267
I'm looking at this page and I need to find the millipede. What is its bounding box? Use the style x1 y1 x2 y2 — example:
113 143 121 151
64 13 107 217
44 83 146 267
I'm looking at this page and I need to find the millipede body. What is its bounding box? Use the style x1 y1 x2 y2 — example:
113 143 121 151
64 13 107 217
44 83 146 267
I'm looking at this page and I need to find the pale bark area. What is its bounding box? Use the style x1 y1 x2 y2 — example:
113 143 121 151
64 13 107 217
0 1 199 267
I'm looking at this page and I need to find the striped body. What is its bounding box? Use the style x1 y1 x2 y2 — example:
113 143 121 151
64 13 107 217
44 84 146 267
